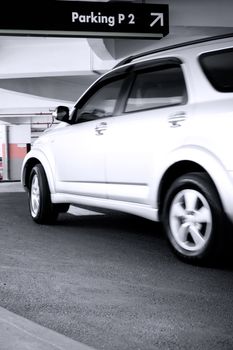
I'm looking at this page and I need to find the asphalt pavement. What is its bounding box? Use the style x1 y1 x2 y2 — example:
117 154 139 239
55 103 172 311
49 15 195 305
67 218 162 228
0 182 233 350
0 182 96 350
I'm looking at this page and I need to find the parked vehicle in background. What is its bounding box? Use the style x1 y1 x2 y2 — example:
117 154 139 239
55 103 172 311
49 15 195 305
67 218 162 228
21 34 233 264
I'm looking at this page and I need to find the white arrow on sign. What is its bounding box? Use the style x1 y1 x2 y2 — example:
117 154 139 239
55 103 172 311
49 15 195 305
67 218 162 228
150 13 164 27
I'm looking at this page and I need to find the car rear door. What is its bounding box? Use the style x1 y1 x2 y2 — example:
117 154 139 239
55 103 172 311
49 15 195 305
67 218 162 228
105 60 189 206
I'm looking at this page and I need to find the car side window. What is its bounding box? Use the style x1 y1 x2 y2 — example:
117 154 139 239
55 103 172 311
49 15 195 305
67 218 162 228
125 65 187 113
74 78 124 123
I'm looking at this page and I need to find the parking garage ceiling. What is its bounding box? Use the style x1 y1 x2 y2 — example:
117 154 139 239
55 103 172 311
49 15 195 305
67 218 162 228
100 0 233 58
0 0 232 115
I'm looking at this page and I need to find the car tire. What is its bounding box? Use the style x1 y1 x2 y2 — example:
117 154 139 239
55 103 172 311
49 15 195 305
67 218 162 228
163 172 224 264
29 164 59 224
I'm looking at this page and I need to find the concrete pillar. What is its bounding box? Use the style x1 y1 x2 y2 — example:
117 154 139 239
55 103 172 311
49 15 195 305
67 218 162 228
2 125 31 181
2 125 10 181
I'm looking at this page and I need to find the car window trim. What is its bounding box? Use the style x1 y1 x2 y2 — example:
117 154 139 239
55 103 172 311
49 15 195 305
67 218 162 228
130 57 182 72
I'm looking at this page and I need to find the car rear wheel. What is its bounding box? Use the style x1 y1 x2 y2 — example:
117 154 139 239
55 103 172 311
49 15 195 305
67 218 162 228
29 164 68 224
163 172 224 264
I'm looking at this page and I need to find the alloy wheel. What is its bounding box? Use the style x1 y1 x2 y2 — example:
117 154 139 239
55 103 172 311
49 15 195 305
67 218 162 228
30 173 40 218
169 189 212 252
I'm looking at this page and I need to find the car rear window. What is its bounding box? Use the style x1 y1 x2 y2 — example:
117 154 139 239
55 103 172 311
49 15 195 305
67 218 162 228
199 48 233 92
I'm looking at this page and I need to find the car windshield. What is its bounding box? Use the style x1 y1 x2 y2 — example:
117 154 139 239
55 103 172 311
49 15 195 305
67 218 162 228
199 48 233 92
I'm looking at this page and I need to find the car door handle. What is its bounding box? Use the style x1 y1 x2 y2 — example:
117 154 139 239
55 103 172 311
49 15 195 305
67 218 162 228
95 121 108 135
168 112 187 127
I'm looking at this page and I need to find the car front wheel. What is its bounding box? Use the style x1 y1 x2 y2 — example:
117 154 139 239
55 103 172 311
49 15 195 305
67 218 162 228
163 172 224 264
29 164 60 224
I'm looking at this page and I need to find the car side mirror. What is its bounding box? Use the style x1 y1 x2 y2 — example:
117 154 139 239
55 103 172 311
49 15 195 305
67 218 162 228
53 106 70 123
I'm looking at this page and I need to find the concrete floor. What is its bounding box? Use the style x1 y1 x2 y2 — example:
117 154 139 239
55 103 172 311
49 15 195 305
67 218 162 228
0 190 233 350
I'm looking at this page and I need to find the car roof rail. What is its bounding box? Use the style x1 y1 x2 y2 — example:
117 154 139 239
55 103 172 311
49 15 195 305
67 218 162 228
114 32 233 68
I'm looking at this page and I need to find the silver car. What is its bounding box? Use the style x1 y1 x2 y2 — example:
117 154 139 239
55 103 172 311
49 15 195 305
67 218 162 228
22 34 233 264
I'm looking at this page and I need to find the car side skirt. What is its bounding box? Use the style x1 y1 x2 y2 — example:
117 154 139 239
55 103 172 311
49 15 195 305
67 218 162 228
51 193 159 222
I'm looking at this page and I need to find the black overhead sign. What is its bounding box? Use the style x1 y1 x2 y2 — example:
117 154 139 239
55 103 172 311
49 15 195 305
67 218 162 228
0 1 169 39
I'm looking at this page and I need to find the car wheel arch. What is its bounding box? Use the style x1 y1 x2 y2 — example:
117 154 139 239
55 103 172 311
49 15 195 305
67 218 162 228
23 156 55 194
157 160 221 220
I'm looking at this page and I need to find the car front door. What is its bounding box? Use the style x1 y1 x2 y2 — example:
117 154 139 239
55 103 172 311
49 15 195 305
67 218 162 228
51 76 125 198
